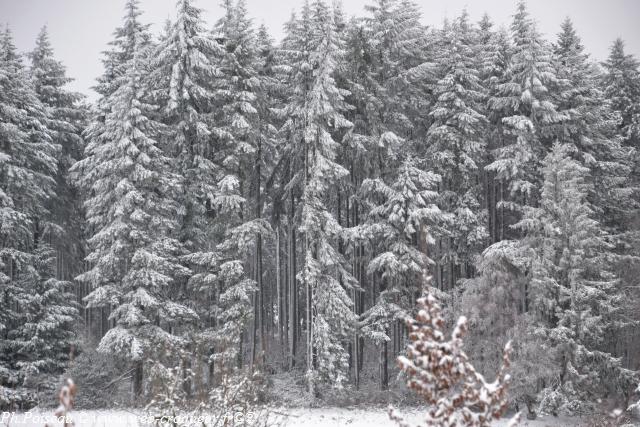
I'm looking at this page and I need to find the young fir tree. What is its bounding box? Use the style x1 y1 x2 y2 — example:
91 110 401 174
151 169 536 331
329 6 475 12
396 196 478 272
427 11 488 289
0 27 64 390
517 143 636 413
390 290 518 427
75 34 195 398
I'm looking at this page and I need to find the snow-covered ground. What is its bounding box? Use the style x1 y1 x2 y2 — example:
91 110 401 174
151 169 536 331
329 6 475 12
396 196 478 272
2 408 586 427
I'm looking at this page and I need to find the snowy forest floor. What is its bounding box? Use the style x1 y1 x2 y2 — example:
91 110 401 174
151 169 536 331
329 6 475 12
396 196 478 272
5 408 592 427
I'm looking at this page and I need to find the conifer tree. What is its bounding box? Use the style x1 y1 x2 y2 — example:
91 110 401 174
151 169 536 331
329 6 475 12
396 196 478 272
486 1 563 238
151 0 222 249
0 27 62 391
601 38 640 149
478 24 512 244
552 19 633 229
212 0 274 365
554 21 639 374
82 0 151 237
29 26 86 283
517 143 636 413
278 0 357 393
12 245 77 381
427 11 488 288
75 33 195 397
206 175 270 379
94 0 152 99
356 159 446 389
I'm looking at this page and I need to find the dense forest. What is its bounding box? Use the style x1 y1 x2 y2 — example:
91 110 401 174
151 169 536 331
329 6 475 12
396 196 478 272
1 0 639 421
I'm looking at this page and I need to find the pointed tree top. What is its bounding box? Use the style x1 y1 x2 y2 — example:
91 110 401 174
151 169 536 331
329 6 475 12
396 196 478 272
0 25 19 62
603 37 640 70
555 17 584 57
478 12 493 31
511 0 537 46
30 25 54 63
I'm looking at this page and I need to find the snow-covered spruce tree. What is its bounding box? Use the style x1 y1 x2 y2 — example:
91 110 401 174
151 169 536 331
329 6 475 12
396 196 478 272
94 0 152 99
339 0 434 193
485 1 564 241
552 21 639 369
477 23 512 244
389 290 519 427
29 26 86 284
355 159 446 389
150 0 223 246
87 0 153 189
516 143 636 414
149 0 223 396
213 0 261 168
74 34 195 399
212 0 277 367
460 239 556 417
12 245 77 385
335 0 435 388
357 0 433 161
601 38 640 150
427 11 488 289
80 0 152 253
278 0 357 394
0 27 67 395
600 39 640 373
552 19 634 230
301 0 358 394
206 175 271 406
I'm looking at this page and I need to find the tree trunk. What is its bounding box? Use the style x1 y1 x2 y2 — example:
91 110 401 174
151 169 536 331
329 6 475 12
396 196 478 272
133 360 143 399
288 195 297 368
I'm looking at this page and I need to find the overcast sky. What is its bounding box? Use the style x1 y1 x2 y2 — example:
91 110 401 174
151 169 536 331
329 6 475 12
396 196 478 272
2 0 639 101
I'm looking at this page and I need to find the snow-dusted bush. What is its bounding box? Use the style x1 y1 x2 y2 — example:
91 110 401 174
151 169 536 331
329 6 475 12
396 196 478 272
389 293 519 427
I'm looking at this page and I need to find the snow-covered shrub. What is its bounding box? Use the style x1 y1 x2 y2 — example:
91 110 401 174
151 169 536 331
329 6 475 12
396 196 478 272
537 383 595 417
206 369 279 427
145 359 190 414
389 293 519 427
64 345 125 409
0 386 36 411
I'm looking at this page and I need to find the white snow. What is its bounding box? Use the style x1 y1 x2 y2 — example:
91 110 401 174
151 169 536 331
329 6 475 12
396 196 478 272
3 408 583 427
